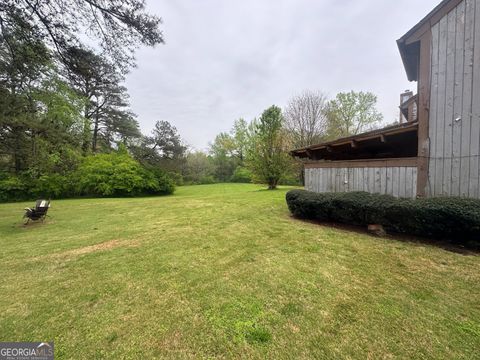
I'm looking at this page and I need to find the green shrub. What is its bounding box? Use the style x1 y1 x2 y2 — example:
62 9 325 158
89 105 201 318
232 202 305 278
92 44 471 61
31 174 72 199
383 197 480 238
199 175 216 184
0 172 75 202
165 171 184 186
279 173 301 186
286 190 480 242
0 175 28 202
0 152 175 202
230 166 252 183
75 152 174 197
148 168 176 195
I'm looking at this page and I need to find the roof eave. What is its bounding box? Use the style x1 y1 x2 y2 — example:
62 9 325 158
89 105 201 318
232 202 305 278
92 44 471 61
397 39 418 82
290 121 419 157
397 0 460 82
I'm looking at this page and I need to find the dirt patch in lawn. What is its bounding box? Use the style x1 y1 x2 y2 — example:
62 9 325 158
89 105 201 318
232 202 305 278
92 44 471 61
63 239 137 256
34 239 140 262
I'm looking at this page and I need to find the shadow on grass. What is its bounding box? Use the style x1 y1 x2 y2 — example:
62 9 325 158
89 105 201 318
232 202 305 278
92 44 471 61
252 186 301 193
17 219 54 229
289 215 480 256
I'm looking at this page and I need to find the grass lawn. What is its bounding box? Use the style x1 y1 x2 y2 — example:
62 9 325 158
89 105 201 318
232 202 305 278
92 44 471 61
0 183 479 359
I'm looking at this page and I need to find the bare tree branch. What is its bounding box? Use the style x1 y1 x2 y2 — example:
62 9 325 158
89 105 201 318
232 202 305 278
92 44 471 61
284 90 328 148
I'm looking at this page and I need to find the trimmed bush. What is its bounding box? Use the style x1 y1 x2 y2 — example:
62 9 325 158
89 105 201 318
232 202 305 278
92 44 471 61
286 190 480 242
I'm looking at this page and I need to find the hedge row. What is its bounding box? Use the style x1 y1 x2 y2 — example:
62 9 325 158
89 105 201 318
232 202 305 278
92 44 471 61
286 190 480 242
0 152 175 202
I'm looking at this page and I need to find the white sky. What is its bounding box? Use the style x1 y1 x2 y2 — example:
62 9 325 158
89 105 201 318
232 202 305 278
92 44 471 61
125 0 440 150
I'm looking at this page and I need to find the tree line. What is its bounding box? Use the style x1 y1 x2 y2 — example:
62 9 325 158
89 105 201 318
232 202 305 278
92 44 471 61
188 90 383 189
0 0 178 201
0 0 384 200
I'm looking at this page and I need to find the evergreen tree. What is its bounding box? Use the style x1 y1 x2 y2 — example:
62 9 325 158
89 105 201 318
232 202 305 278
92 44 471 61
64 47 140 152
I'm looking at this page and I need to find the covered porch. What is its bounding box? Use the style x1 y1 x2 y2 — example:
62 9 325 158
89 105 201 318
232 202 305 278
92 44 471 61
291 121 420 198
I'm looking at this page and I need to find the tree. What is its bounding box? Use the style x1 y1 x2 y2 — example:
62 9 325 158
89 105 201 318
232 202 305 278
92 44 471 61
284 90 328 148
326 91 383 138
182 151 215 184
131 120 186 177
103 106 141 147
0 16 50 172
208 118 252 182
0 19 84 174
64 47 141 152
0 2 173 201
246 105 291 190
0 0 163 72
149 120 186 160
231 118 249 161
209 132 236 182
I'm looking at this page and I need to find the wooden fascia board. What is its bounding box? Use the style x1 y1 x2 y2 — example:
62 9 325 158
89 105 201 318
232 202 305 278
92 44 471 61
304 157 419 169
309 145 326 151
398 0 463 81
333 126 416 145
400 0 463 45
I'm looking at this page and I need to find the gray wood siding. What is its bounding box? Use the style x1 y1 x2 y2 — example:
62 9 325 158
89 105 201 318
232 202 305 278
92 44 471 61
428 0 480 198
305 167 418 199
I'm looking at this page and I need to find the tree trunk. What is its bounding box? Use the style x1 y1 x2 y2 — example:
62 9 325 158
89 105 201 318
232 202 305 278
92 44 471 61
92 121 98 152
92 109 99 153
82 105 91 154
14 128 22 173
268 179 278 190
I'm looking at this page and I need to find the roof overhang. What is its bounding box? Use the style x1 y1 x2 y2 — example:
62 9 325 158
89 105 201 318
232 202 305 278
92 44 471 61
291 121 418 160
397 0 462 81
397 40 420 82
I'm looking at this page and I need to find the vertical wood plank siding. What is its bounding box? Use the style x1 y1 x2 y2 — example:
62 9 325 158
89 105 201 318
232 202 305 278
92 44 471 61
428 0 480 198
304 167 418 199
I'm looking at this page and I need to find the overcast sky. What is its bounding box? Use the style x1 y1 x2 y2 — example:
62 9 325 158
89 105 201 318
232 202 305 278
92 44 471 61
125 0 440 150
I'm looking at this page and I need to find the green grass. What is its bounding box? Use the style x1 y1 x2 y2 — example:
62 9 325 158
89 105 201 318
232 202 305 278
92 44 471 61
0 184 479 359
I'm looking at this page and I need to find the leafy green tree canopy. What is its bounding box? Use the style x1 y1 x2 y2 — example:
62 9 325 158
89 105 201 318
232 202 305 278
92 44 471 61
0 0 164 71
326 91 383 138
246 105 292 190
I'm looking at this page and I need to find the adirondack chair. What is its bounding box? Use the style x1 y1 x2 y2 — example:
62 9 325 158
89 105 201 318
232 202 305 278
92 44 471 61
24 200 50 224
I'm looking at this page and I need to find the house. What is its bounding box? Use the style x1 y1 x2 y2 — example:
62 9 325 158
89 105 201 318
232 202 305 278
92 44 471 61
291 0 480 199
